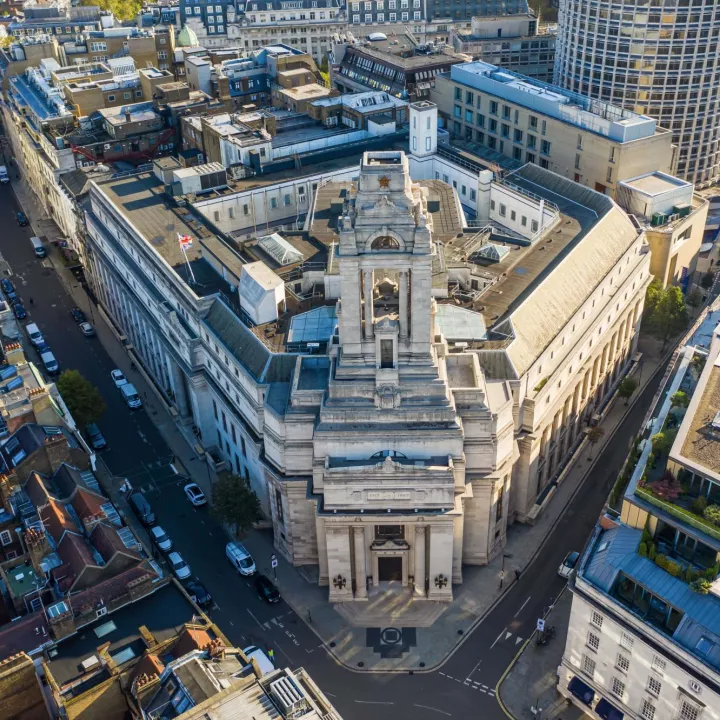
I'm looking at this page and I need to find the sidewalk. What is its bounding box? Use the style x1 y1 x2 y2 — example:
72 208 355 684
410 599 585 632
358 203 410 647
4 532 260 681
498 589 581 720
10 166 672 672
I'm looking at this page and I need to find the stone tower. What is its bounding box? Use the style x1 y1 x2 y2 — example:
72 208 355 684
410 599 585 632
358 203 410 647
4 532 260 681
312 151 465 606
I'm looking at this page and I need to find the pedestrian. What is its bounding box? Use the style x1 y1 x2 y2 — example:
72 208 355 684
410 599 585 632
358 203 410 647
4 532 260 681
28 297 33 305
267 648 274 661
515 568 521 581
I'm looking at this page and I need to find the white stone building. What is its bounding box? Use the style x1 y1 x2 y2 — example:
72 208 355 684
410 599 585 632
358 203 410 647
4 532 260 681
82 102 650 609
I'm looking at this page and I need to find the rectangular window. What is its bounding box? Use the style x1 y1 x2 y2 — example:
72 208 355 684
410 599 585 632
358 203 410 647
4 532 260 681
270 197 277 209
241 437 246 457
212 399 218 420
650 656 666 675
577 133 583 149
620 632 634 651
510 210 516 222
610 677 625 700
616 653 630 673
0 530 11 546
529 115 538 129
582 654 596 677
575 153 581 170
591 611 603 629
465 109 473 123
647 676 661 697
490 100 498 115
609 146 616 163
284 193 292 206
496 485 503 521
679 700 700 720
231 424 237 444
476 113 485 127
641 700 656 720
275 488 284 524
531 219 539 232
606 167 613 183
465 90 474 105
221 411 227 432
499 204 506 217
380 339 394 368
521 216 527 227
514 128 523 142
541 139 551 155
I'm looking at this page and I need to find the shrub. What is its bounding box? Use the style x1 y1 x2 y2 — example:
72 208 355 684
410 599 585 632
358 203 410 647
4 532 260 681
703 504 720 527
641 526 652 544
655 554 668 570
666 562 682 577
684 567 695 583
691 496 708 515
648 543 657 561
638 542 648 557
690 579 712 594
653 471 681 501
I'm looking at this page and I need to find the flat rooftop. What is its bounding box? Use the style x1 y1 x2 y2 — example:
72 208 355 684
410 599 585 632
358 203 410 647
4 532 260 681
449 61 663 142
677 357 720 480
620 171 691 196
46 583 200 691
348 45 466 71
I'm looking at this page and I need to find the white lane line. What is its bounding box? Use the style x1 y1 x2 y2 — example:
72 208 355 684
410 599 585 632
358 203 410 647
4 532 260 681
463 680 470 685
478 688 487 693
481 685 488 690
468 659 482 678
514 596 532 618
355 701 394 705
414 704 451 716
490 628 506 649
439 672 447 677
246 609 266 630
324 692 337 698
454 678 462 683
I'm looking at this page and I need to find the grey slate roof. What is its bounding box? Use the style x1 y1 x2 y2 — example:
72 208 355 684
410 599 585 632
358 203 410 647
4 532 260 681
203 300 297 385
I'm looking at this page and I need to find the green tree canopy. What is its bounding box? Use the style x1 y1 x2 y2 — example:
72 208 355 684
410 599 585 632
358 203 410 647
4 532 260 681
700 271 715 290
212 473 262 537
645 283 688 347
618 377 638 405
80 0 141 21
56 369 107 427
670 391 689 408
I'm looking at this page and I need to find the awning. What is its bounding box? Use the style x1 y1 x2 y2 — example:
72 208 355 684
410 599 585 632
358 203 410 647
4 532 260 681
596 697 625 720
568 676 595 706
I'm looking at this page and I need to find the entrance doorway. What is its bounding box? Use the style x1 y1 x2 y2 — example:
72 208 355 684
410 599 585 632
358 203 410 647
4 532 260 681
378 556 403 582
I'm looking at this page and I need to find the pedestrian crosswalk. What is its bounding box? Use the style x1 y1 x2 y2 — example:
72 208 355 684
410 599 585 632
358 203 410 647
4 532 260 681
438 672 495 697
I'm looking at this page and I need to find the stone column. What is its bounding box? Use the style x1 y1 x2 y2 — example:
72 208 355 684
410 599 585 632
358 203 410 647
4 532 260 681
399 270 409 338
414 525 426 596
427 524 454 601
327 526 353 602
364 269 374 340
353 526 368 600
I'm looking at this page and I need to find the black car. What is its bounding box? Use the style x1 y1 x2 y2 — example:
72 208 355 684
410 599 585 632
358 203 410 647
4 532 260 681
254 574 280 604
0 279 13 295
13 303 26 320
85 423 107 450
187 580 212 609
16 211 28 226
70 307 86 323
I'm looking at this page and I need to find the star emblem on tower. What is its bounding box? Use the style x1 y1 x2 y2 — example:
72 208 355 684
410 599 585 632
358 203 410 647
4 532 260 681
378 175 391 188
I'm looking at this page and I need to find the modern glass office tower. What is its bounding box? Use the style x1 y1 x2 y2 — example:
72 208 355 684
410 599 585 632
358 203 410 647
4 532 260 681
554 0 720 186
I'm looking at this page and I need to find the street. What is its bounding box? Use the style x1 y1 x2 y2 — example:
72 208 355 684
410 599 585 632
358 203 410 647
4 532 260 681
0 178 665 720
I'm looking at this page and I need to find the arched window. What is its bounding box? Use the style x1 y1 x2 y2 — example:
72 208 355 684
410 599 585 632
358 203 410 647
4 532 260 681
371 236 400 250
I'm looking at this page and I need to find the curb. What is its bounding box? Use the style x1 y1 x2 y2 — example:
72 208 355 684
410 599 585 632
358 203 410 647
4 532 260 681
495 586 568 720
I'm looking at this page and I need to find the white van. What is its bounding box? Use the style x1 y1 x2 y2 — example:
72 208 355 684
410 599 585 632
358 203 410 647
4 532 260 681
25 323 44 347
0 166 8 184
30 236 46 258
120 383 142 409
40 350 59 375
226 541 256 576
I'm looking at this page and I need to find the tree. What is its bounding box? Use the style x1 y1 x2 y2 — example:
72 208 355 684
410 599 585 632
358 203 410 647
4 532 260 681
670 391 689 408
618 377 638 406
651 429 676 455
56 370 106 427
80 0 141 21
700 271 715 290
686 289 703 308
646 284 688 348
212 473 262 537
586 426 605 460
643 278 664 319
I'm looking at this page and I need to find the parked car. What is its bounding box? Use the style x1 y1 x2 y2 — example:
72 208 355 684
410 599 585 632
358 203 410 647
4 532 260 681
243 645 274 676
184 482 206 507
25 323 44 347
558 551 580 579
85 423 107 450
187 580 212 609
150 525 173 552
254 574 280 604
129 491 155 526
110 369 127 388
226 541 256 576
13 303 26 320
1 279 14 295
79 322 95 337
40 350 59 376
5 290 17 305
168 551 191 580
120 383 142 409
70 307 86 323
16 211 28 226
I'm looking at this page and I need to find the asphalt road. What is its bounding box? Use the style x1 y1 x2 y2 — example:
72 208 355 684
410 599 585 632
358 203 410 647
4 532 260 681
0 179 666 720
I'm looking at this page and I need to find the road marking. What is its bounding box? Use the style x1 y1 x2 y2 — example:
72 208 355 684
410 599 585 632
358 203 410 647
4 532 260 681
514 596 532 618
439 672 446 677
355 701 394 705
515 636 523 645
246 609 266 630
463 680 470 685
477 688 486 694
468 659 482 678
454 678 462 683
504 631 512 641
490 628 506 649
229 621 234 626
481 685 488 690
324 692 337 698
213 603 221 610
169 464 179 474
414 704 451 716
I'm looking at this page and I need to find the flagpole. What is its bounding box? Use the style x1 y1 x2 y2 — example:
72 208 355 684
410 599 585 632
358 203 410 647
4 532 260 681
178 234 197 284
181 243 196 284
